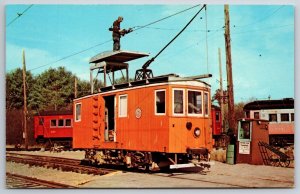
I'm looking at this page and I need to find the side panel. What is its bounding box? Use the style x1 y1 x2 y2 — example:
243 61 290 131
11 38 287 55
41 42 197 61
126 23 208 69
73 96 104 148
34 115 73 139
100 85 170 152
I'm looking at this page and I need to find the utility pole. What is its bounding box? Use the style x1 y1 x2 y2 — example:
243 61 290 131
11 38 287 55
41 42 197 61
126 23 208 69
218 48 225 133
224 5 236 133
74 77 77 99
22 49 28 150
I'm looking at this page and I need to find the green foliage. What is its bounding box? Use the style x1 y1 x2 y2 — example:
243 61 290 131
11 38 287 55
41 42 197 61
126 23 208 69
6 68 34 110
29 67 75 111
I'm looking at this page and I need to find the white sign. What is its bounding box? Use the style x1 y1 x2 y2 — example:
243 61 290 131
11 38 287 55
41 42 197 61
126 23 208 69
239 141 250 154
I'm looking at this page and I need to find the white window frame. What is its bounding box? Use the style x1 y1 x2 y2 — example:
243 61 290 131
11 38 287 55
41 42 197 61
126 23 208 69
118 94 128 118
155 89 166 116
204 92 209 117
172 88 185 116
50 119 57 128
75 103 82 122
187 89 203 117
65 119 73 127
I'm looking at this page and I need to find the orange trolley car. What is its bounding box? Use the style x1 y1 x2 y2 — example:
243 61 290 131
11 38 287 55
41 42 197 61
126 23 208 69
73 51 213 170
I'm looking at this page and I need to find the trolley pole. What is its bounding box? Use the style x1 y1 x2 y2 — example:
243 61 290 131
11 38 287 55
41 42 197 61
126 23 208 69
218 48 225 133
22 49 28 150
224 5 236 133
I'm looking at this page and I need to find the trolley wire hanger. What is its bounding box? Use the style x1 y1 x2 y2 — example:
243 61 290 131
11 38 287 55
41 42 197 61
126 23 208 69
134 4 207 81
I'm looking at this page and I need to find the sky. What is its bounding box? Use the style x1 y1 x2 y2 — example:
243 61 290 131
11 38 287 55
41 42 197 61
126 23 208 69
5 3 294 103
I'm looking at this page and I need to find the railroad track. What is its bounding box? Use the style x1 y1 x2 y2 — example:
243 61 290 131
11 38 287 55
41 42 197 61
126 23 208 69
6 152 116 176
6 173 76 188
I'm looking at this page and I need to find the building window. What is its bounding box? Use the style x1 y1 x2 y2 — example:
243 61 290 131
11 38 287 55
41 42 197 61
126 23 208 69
281 113 289 122
216 112 220 122
254 112 260 119
39 118 44 125
50 120 57 127
269 114 277 122
188 90 202 115
155 90 166 115
119 95 128 117
173 89 184 115
58 119 64 127
65 119 72 127
204 92 209 116
238 121 251 141
291 113 294 122
75 103 81 122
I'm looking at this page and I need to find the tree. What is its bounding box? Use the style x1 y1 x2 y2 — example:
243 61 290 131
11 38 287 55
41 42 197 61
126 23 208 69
29 67 75 111
6 68 34 110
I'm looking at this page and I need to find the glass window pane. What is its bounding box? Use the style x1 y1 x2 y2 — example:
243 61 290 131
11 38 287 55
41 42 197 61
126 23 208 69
269 114 277 122
174 90 183 114
281 113 289 122
156 91 165 114
58 119 64 127
65 119 72 126
291 113 294 121
254 112 260 119
39 118 44 125
76 104 81 121
119 95 127 117
50 120 57 127
188 91 202 114
216 112 220 122
204 93 209 115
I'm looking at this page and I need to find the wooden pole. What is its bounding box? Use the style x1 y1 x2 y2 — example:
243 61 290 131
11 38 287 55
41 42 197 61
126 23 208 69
218 48 225 133
22 49 28 150
74 77 77 98
224 5 236 133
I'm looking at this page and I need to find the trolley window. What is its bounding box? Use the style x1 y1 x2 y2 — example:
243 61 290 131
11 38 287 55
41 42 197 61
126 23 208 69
173 89 184 115
269 114 277 122
254 112 260 119
188 90 202 115
280 113 289 122
39 118 44 125
75 103 81 122
155 90 166 115
204 92 209 117
291 113 294 122
216 112 220 122
65 119 72 127
119 95 128 117
58 119 64 127
50 119 57 127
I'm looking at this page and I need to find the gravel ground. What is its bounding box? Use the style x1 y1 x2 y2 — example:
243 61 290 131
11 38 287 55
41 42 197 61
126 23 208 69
5 150 294 188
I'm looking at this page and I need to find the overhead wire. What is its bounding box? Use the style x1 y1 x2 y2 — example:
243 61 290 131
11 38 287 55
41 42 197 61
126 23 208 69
6 4 34 27
131 4 201 32
27 4 202 72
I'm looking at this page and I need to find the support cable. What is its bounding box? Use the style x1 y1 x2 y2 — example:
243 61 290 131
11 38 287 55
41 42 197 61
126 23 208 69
142 4 206 70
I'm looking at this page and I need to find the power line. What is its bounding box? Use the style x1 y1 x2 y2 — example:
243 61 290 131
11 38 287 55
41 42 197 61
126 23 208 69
132 4 201 32
6 4 34 27
28 4 203 72
29 39 112 71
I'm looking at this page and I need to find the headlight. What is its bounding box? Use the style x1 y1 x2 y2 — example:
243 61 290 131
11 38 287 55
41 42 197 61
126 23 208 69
194 127 201 138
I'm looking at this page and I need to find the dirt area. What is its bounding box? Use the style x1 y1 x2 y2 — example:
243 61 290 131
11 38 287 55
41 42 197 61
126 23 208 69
6 150 294 188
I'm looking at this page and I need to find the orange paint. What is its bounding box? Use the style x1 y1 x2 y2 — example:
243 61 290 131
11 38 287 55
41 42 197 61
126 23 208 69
73 81 212 154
